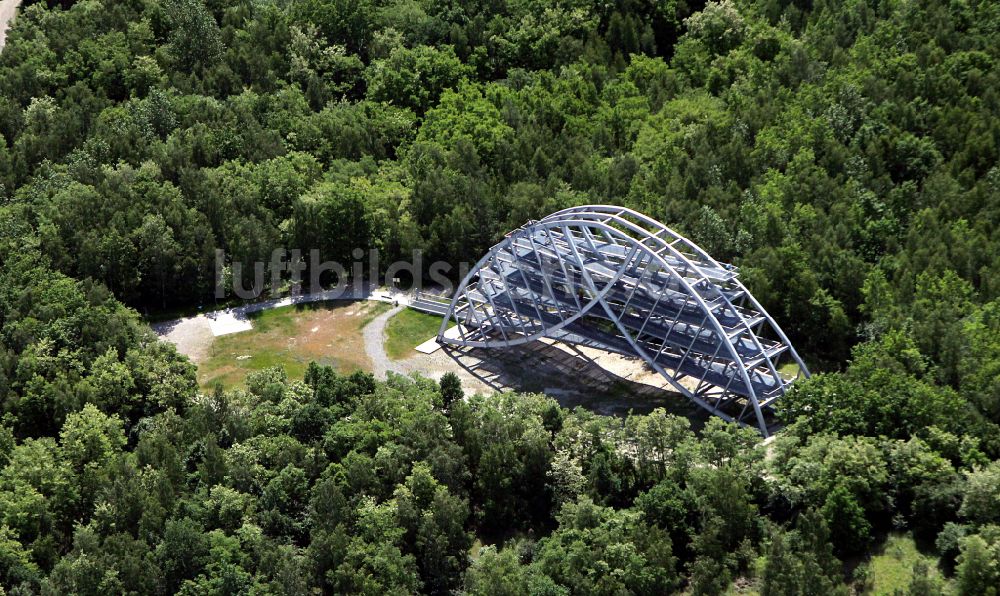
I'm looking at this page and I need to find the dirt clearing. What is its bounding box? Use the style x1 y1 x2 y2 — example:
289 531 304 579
193 300 390 389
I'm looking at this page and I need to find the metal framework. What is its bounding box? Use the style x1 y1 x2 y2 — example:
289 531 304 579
436 205 809 435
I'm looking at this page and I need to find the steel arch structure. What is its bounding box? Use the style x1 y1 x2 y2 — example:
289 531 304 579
436 205 809 435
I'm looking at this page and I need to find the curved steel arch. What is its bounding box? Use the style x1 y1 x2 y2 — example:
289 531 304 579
437 205 809 435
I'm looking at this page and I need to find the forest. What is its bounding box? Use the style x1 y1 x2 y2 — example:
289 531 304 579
1 0 1000 593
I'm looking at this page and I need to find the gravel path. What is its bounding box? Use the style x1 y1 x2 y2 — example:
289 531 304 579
0 0 21 50
362 304 405 378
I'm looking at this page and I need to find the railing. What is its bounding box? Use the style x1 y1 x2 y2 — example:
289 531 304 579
410 291 452 315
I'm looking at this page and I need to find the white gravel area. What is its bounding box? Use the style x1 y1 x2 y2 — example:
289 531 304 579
154 316 214 362
0 0 21 50
206 311 253 336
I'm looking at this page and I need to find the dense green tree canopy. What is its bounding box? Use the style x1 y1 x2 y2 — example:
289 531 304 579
2 0 1000 592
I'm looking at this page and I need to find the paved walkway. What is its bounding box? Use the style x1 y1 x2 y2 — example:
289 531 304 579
0 0 21 50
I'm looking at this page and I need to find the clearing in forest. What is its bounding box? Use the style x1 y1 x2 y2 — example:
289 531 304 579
195 300 392 389
866 533 951 594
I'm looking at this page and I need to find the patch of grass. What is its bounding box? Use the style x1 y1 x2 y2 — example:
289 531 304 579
469 538 484 562
197 300 379 390
357 301 393 329
778 361 801 379
384 308 443 360
867 532 950 595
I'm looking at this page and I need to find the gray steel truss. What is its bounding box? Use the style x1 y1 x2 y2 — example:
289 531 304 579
437 205 810 435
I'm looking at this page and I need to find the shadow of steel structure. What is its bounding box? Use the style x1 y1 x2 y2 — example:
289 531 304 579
436 205 810 435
